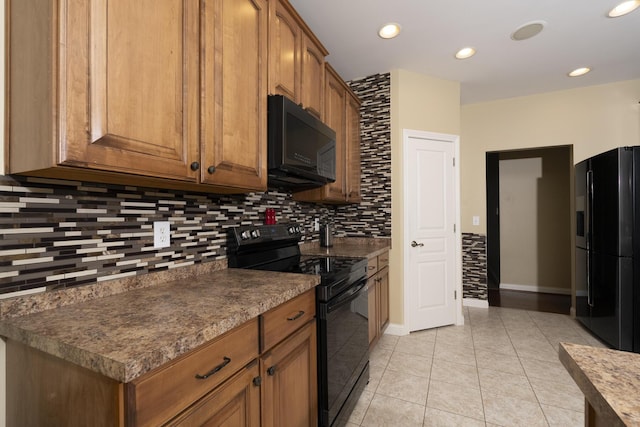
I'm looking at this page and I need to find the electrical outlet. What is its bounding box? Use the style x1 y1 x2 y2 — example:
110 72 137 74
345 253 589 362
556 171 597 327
153 221 171 248
472 216 480 226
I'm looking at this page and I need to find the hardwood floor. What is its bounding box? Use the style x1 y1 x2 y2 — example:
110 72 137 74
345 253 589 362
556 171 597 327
488 287 571 315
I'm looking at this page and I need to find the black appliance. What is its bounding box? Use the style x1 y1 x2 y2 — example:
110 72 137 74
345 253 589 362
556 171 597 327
575 146 640 352
267 95 337 189
228 223 369 427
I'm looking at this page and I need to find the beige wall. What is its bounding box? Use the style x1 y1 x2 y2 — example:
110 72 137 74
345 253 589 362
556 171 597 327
498 148 572 293
461 79 640 234
389 69 460 326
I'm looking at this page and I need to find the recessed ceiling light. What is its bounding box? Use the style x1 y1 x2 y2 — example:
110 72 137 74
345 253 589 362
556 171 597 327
568 67 591 77
608 0 640 17
455 47 476 59
511 21 546 41
378 23 401 39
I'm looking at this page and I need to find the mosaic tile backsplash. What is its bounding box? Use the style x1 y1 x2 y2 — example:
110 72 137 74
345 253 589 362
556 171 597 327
0 73 392 298
462 232 488 300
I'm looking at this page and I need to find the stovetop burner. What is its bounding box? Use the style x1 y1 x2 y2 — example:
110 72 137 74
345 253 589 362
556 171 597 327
227 223 368 301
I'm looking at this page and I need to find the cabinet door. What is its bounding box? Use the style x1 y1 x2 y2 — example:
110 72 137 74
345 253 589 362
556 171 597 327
261 321 318 427
321 68 347 201
201 0 268 190
345 92 362 203
300 34 325 120
168 362 260 427
378 267 390 333
64 0 199 181
368 280 378 346
268 0 301 102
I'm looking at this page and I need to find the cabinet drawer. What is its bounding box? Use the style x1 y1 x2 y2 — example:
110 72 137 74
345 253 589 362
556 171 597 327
261 289 316 352
378 252 389 270
367 257 378 278
128 318 258 427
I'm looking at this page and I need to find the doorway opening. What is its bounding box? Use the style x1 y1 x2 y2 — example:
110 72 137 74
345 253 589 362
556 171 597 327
486 146 573 314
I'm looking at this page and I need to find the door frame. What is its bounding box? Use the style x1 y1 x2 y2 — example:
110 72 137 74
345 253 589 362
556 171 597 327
402 129 463 330
486 152 501 287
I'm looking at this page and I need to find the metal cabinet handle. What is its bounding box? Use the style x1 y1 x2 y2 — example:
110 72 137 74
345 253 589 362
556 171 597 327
287 310 305 321
267 366 276 376
411 241 424 247
190 161 200 171
207 166 216 174
253 376 262 386
195 356 231 379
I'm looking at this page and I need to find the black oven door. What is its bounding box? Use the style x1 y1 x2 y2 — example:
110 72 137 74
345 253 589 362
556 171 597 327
317 278 369 427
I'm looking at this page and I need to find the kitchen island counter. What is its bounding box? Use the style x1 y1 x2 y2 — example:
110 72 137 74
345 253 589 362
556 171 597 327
0 268 319 383
559 342 640 427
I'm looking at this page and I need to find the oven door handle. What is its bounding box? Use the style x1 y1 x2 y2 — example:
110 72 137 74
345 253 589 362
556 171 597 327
327 279 368 313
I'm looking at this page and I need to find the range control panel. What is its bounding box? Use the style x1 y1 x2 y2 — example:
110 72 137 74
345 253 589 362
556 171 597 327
229 223 302 247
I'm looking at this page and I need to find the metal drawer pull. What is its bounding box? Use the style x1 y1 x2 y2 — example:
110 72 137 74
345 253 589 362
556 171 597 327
287 310 305 321
195 356 231 379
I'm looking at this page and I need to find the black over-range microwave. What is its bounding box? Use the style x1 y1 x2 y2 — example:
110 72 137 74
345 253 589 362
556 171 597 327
267 95 336 189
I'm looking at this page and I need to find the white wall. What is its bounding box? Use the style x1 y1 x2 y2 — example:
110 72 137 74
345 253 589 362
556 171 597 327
389 69 460 326
461 79 640 234
499 157 542 288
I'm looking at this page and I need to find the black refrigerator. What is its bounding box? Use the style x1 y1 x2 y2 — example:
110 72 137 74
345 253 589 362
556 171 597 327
575 146 640 352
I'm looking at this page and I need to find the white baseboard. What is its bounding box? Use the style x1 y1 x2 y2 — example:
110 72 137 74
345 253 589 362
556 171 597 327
500 283 571 295
463 298 489 308
383 323 409 336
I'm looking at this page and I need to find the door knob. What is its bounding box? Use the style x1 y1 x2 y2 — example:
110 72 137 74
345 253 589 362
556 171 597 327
411 241 424 247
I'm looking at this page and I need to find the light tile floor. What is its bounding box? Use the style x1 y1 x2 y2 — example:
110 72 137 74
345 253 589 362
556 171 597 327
347 306 607 427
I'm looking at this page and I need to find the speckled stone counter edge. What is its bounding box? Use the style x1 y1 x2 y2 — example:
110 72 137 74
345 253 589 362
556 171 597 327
0 259 228 320
559 342 638 427
1 270 320 382
300 237 391 259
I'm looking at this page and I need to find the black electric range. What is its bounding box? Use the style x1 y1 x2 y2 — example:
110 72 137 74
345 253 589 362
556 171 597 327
227 223 370 427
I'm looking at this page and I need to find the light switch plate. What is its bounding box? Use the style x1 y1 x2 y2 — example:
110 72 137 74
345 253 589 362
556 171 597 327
153 221 171 248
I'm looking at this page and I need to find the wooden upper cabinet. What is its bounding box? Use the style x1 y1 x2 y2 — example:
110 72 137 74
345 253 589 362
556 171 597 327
294 64 361 204
300 33 326 120
268 0 302 101
268 0 327 120
66 0 199 181
7 0 267 193
200 0 268 190
345 92 362 203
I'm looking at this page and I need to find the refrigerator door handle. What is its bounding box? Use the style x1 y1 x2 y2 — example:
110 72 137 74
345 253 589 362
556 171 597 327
586 169 593 308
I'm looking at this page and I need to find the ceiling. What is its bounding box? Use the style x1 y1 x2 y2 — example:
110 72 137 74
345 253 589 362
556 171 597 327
288 0 640 104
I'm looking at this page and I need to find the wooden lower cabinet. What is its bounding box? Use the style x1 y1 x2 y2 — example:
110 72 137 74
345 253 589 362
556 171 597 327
261 319 318 427
5 293 319 427
368 251 390 348
6 339 124 427
167 361 260 426
367 278 379 346
377 266 390 333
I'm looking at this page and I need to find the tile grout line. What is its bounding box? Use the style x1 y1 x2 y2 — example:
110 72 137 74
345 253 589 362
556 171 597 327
468 305 489 425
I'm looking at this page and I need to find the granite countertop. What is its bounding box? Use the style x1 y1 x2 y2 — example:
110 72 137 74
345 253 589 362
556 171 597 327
559 342 640 426
0 268 319 383
301 237 390 259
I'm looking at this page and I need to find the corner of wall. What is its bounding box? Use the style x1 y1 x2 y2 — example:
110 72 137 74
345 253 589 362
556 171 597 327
1 0 6 176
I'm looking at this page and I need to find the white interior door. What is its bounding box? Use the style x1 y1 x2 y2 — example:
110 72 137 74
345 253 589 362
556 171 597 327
404 129 459 332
